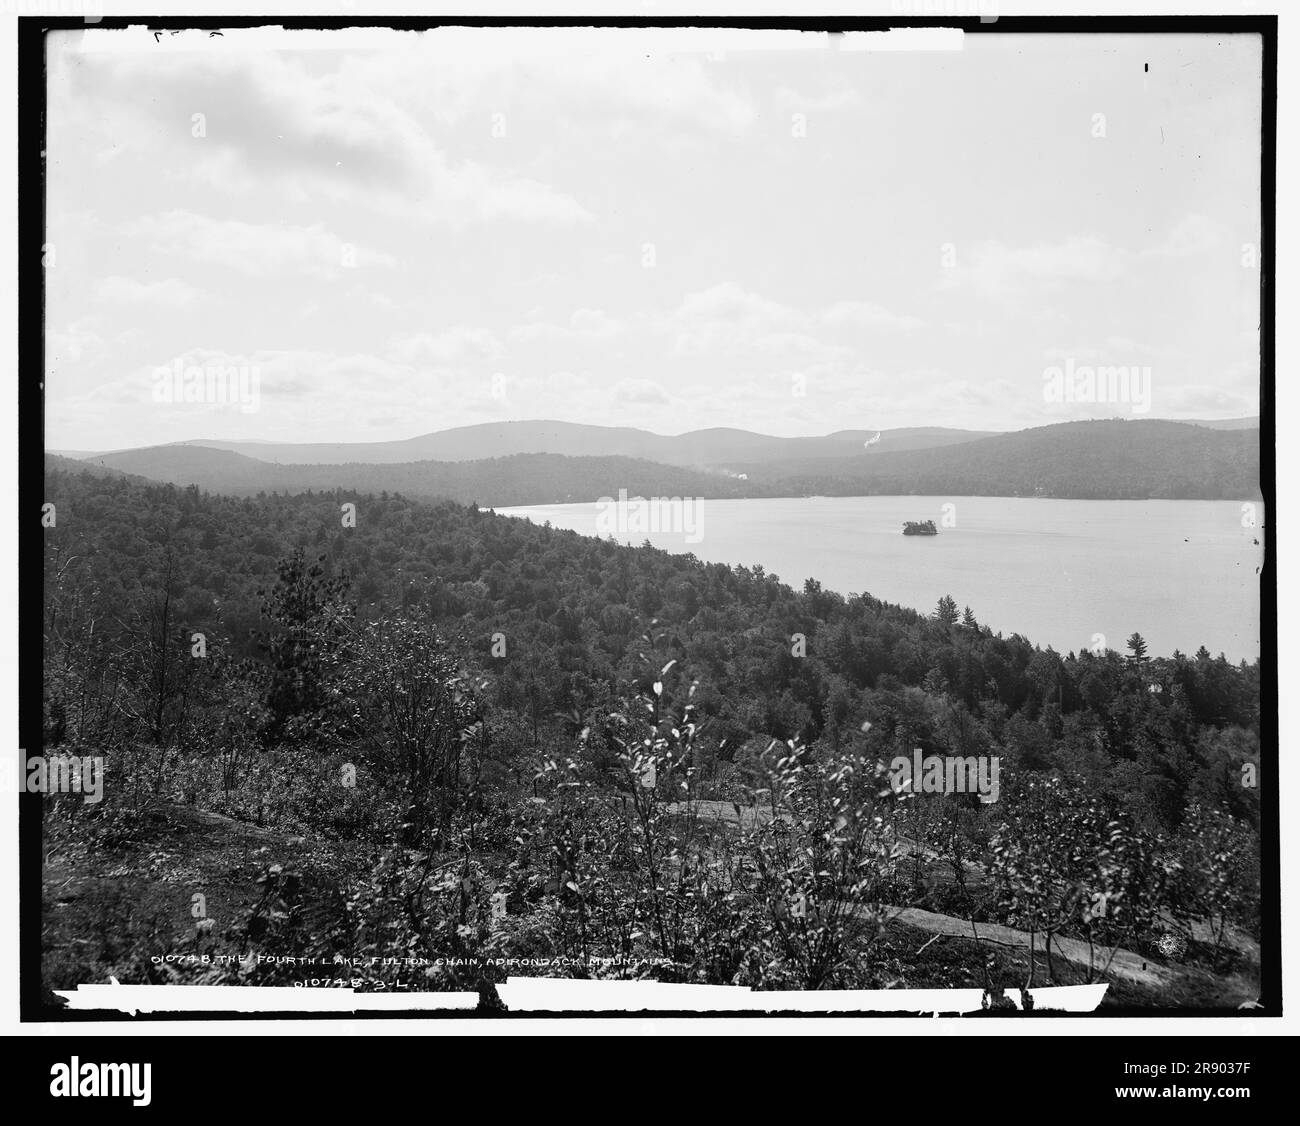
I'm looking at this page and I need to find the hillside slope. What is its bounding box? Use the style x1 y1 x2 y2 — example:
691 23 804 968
82 420 998 468
80 447 762 506
740 420 1261 500
77 419 1261 503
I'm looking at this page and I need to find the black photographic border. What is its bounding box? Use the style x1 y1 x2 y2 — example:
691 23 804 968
18 10 1279 1023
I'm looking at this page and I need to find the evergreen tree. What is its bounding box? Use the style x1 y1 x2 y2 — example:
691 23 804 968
257 548 355 747
1126 632 1149 665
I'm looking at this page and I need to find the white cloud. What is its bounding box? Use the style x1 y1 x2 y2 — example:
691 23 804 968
774 85 865 115
344 29 759 135
669 283 806 357
940 235 1132 301
389 328 505 365
1157 380 1258 418
613 377 670 406
92 275 203 308
822 300 923 332
125 211 398 278
43 30 1261 443
509 308 623 344
666 283 918 358
1156 213 1231 257
941 213 1238 305
72 46 595 227
46 317 107 371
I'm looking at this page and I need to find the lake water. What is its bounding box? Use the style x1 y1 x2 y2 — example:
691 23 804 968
496 496 1264 662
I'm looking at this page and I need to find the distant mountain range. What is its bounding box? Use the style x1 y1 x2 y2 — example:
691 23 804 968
53 418 1261 505
746 419 1261 499
1169 416 1262 431
54 421 999 469
46 449 762 507
53 416 1258 466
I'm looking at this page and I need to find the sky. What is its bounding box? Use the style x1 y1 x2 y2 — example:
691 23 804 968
44 25 1263 449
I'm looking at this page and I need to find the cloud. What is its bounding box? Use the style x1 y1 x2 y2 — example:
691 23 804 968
1042 339 1186 365
774 85 865 115
795 371 1026 430
44 31 1259 444
613 377 670 406
665 283 919 358
822 300 923 332
940 236 1132 301
558 49 756 134
1156 213 1231 257
668 283 806 357
389 328 505 365
509 308 623 344
46 317 107 370
346 29 759 135
1156 380 1258 418
124 211 397 278
69 45 594 226
940 214 1236 304
57 347 455 443
92 275 203 308
675 282 796 325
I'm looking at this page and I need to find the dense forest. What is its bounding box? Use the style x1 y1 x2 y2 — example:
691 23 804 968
58 450 761 507
735 420 1263 500
40 462 1262 1004
110 420 1000 467
74 419 1262 507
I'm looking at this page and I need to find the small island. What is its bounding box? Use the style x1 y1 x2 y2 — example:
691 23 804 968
903 519 938 536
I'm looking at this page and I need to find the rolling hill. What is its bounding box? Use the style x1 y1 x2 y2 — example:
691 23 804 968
737 420 1261 500
73 447 765 507
67 420 999 469
67 419 1261 505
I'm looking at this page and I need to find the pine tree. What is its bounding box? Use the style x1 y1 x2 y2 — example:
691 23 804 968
1126 632 1149 665
257 548 355 747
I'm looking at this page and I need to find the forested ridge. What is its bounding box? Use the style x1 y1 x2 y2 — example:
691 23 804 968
73 419 1262 506
60 450 761 507
40 462 1262 1001
737 420 1262 500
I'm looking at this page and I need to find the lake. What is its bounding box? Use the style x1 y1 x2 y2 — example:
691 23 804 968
496 496 1265 663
